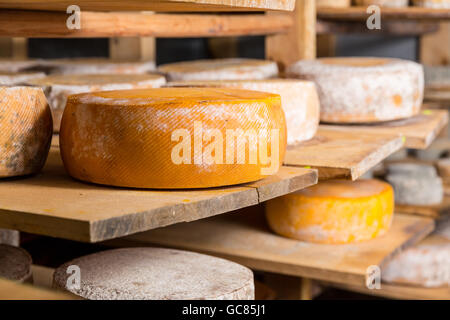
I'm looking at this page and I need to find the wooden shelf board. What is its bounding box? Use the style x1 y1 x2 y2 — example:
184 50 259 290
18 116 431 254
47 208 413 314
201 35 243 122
0 149 317 243
396 196 450 220
107 207 434 287
322 110 449 150
0 0 295 12
284 126 404 180
317 7 450 21
0 10 293 38
0 278 76 300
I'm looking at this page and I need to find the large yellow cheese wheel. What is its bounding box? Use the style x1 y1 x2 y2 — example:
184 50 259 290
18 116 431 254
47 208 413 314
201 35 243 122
0 86 52 178
60 88 286 189
0 71 45 85
158 58 278 82
168 79 320 145
27 74 166 132
412 0 450 8
287 57 424 123
265 179 394 244
353 0 409 7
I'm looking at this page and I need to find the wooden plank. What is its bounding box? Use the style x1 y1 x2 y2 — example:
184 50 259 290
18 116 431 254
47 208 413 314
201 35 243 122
109 207 434 287
395 196 450 220
0 0 295 12
317 7 450 21
322 110 449 150
0 149 317 243
284 126 404 180
0 278 76 300
0 10 293 38
420 22 450 65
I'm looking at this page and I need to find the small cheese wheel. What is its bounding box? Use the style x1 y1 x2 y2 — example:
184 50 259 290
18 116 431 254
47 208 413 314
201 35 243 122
412 0 450 8
60 88 286 189
0 71 45 85
317 0 350 7
0 245 32 283
27 74 166 132
287 57 424 123
353 0 409 7
0 86 52 178
44 58 156 75
382 234 450 287
53 248 254 300
0 59 41 73
158 58 278 82
168 79 320 145
265 179 394 244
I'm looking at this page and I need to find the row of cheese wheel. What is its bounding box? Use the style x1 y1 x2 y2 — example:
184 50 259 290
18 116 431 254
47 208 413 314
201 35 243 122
318 0 450 8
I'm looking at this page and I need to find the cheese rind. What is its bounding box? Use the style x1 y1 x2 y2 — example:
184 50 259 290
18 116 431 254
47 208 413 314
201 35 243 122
26 74 166 132
60 88 286 189
0 71 45 85
353 0 409 7
168 79 320 145
412 0 450 8
287 57 424 123
0 86 52 178
265 179 394 244
0 245 32 283
159 58 278 82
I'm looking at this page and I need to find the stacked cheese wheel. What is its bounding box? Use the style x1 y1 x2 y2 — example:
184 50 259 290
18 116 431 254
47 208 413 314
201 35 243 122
27 74 166 132
266 179 394 244
0 71 45 85
412 0 450 8
287 57 424 123
0 86 52 178
353 0 409 7
168 79 320 145
60 87 286 189
159 58 278 81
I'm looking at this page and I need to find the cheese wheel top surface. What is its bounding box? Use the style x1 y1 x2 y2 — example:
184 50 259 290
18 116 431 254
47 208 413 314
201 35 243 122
27 74 165 87
0 245 32 282
53 248 254 300
296 179 389 199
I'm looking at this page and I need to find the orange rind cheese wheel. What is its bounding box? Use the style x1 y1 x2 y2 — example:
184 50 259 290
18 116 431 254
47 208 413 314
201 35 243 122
265 179 394 244
0 86 52 178
60 87 287 189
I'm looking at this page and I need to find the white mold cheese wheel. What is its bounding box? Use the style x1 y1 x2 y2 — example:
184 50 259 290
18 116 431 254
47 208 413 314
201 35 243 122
60 87 286 189
0 245 32 283
287 57 424 123
44 58 156 75
0 71 45 85
382 234 450 288
0 59 41 73
159 58 278 82
27 74 166 132
53 248 254 300
265 179 394 244
412 0 450 8
317 0 351 7
0 86 52 178
168 79 319 145
353 0 409 7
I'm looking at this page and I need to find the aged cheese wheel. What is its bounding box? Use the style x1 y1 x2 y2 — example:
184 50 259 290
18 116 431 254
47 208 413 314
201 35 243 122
168 79 320 145
27 74 166 132
44 58 156 75
60 87 286 189
0 86 52 178
0 245 32 283
53 248 254 300
353 0 409 7
265 179 394 244
0 71 45 85
0 229 19 246
412 0 450 8
158 58 278 82
0 59 41 73
287 57 424 123
317 0 350 7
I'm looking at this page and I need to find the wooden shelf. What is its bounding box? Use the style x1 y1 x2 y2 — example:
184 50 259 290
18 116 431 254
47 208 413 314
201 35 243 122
322 109 449 150
0 148 317 243
317 7 450 21
0 10 293 38
396 196 450 220
0 278 76 300
0 0 295 12
108 206 435 287
284 126 403 180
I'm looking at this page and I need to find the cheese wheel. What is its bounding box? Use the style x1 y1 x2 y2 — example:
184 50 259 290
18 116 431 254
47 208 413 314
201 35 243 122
44 58 156 75
265 179 394 244
0 86 52 178
168 79 320 145
0 59 41 73
0 71 45 85
60 88 286 189
27 74 166 132
382 234 450 287
159 58 278 82
0 229 19 246
412 0 450 8
287 57 424 123
0 245 32 283
317 0 351 7
353 0 409 7
53 248 254 300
